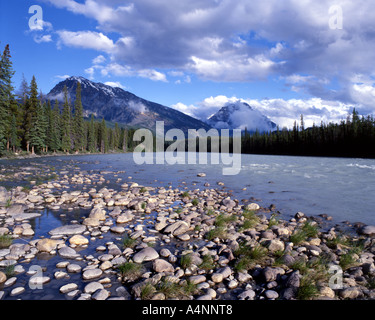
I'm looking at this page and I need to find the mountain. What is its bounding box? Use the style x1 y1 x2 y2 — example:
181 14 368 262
46 76 211 132
206 101 277 133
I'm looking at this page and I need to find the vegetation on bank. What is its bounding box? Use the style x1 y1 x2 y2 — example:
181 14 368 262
0 44 138 157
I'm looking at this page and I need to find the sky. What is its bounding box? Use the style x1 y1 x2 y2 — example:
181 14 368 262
1 0 375 128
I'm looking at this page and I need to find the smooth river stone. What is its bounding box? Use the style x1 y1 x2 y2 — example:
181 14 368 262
49 224 86 236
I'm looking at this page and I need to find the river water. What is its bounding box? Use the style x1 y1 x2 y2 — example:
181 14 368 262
2 152 374 226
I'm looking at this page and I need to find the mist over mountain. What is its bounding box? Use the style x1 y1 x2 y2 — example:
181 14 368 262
206 101 277 133
47 76 211 132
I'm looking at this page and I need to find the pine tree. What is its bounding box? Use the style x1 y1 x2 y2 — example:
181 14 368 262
73 82 85 152
50 99 61 152
61 86 71 153
29 102 47 153
88 114 96 153
26 76 39 154
0 44 15 155
99 118 107 153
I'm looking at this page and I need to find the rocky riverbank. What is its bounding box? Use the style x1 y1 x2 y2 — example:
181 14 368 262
0 167 375 301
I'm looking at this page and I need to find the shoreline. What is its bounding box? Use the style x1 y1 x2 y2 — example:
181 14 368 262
0 163 374 301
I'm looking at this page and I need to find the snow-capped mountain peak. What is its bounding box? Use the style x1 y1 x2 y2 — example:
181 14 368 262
207 101 277 133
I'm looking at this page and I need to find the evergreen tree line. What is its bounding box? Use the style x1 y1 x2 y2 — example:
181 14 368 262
0 44 136 157
241 112 375 158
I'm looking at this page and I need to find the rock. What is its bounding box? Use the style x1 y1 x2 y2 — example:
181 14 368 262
0 186 9 203
265 239 285 252
22 228 35 236
279 254 295 267
189 275 206 284
29 276 51 287
12 213 41 221
238 289 256 300
49 224 86 236
82 268 103 280
339 287 363 299
6 205 25 215
37 239 64 253
263 267 285 282
264 290 279 299
152 259 175 273
360 225 375 237
319 286 335 299
108 244 122 256
60 283 78 294
227 280 238 289
110 226 126 234
58 246 80 259
177 234 190 241
133 247 159 263
116 212 135 224
69 235 89 246
0 227 9 236
83 218 100 227
67 264 82 273
84 282 104 294
222 199 236 209
211 273 223 283
89 207 106 221
160 248 172 258
27 195 43 203
92 289 109 300
164 221 190 236
286 271 300 288
295 212 305 219
0 271 6 284
246 203 260 211
4 277 16 287
100 261 112 271
10 287 25 296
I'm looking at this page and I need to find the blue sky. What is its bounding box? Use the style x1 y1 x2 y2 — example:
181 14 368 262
1 0 375 128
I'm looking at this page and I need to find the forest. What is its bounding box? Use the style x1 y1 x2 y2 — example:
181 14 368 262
0 44 136 157
2 43 375 159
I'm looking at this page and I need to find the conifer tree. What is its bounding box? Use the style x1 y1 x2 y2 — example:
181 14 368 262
27 76 40 154
61 86 71 153
50 99 61 152
88 114 96 153
0 44 15 155
73 82 85 152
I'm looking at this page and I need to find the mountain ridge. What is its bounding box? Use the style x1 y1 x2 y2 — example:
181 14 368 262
47 76 212 132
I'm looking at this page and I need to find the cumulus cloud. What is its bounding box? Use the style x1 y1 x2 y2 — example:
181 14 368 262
44 0 375 111
56 30 115 52
171 95 357 130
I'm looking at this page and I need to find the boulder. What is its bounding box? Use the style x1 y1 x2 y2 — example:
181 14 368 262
49 224 86 236
58 246 80 259
133 247 159 263
152 259 175 273
37 239 64 253
360 225 375 237
69 235 89 246
164 221 190 236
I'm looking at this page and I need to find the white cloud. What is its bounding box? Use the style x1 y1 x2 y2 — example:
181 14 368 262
171 95 357 130
54 74 70 81
104 81 126 89
45 0 375 112
57 30 115 52
33 34 53 43
92 55 106 65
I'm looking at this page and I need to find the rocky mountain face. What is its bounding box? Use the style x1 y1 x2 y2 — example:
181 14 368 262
206 101 277 133
47 76 211 132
